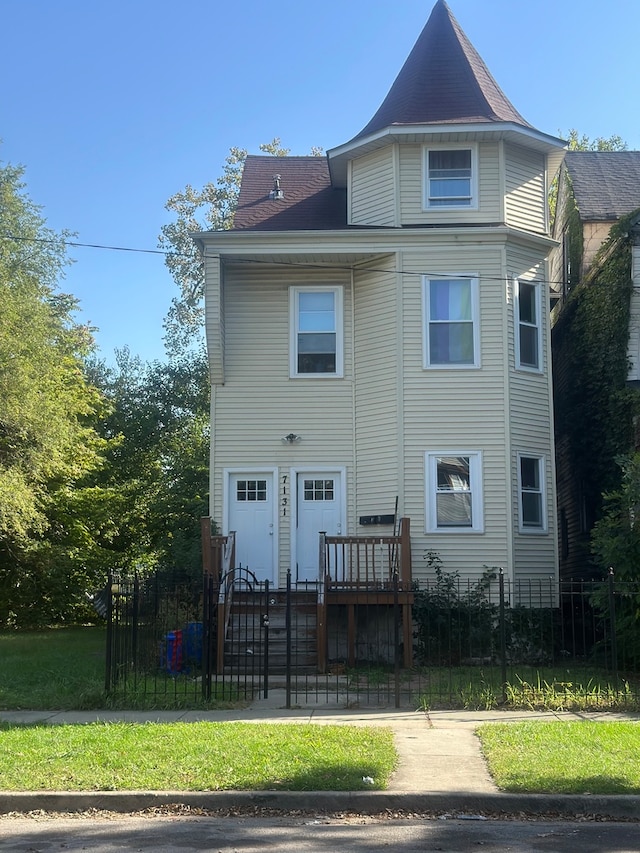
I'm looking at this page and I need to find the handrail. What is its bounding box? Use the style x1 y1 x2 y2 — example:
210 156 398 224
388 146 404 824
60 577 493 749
323 518 412 589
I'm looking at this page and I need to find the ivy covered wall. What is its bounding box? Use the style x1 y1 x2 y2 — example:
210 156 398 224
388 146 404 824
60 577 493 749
552 213 640 578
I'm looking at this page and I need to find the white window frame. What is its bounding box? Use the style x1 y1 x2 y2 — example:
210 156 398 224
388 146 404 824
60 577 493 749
422 275 480 368
517 453 547 533
423 144 478 210
425 451 484 533
515 278 543 372
289 286 344 379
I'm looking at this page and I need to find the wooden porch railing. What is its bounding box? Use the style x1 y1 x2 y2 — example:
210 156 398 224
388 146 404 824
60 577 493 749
320 517 412 589
317 518 413 671
200 517 235 583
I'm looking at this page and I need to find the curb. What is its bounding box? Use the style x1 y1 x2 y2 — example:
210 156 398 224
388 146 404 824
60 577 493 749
1 790 639 820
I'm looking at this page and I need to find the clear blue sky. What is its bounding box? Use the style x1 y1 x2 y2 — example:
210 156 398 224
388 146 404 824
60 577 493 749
2 0 638 364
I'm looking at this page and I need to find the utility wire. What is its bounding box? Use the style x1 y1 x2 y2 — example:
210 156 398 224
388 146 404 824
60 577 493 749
0 231 579 289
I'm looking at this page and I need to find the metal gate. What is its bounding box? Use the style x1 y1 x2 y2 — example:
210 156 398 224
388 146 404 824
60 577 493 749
104 567 269 706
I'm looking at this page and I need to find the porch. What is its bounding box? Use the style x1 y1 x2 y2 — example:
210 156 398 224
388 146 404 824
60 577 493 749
201 517 414 672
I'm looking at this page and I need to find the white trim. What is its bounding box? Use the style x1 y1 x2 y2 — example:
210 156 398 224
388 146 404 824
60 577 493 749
425 451 484 533
517 453 547 534
514 278 543 373
422 274 480 369
289 285 344 379
290 466 347 578
423 143 479 211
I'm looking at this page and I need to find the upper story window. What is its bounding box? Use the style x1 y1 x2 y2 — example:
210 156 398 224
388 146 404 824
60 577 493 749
423 276 480 368
426 451 484 533
424 146 477 209
515 279 542 372
290 286 343 378
518 454 546 532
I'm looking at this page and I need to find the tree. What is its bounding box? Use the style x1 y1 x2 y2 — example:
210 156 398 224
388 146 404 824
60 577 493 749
563 129 628 152
0 159 112 626
88 349 210 581
158 139 323 356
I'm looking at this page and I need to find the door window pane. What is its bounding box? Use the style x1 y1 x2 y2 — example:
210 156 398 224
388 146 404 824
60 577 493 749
237 480 267 502
304 479 334 501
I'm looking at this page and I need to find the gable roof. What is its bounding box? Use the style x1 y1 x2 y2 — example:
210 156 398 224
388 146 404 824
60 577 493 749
232 156 347 231
353 0 531 141
563 151 640 221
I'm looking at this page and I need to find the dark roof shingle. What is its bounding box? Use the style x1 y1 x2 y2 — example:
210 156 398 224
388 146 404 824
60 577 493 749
564 151 640 220
232 156 347 231
353 0 531 140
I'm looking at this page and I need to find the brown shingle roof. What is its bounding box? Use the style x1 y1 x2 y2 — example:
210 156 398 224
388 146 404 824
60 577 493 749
232 156 347 231
564 151 640 221
354 0 531 140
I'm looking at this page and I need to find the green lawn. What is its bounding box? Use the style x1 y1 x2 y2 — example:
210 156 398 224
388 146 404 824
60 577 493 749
0 627 106 710
477 720 640 794
0 721 396 791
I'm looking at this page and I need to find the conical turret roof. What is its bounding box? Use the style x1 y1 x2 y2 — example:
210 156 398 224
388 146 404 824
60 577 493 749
354 0 531 140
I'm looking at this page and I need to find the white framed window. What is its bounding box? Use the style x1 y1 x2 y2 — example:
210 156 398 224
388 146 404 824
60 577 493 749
425 451 484 533
424 145 478 209
515 279 542 372
290 286 343 378
423 276 480 368
518 454 546 532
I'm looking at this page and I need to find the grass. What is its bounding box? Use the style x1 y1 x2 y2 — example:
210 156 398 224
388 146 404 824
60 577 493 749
3 628 639 712
0 627 106 710
415 665 640 712
0 721 397 791
477 720 640 794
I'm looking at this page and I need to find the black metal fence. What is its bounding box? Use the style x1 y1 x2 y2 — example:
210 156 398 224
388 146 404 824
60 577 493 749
104 568 640 710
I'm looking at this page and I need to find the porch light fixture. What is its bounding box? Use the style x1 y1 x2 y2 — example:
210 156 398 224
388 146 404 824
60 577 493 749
269 174 284 200
282 433 301 444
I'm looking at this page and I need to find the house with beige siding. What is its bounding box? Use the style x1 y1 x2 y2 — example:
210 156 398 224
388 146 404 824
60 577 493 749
196 0 564 596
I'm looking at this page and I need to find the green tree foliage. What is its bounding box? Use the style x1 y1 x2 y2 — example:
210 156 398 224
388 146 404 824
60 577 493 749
0 160 111 626
564 129 628 152
591 455 640 662
592 454 640 578
158 139 292 355
88 349 210 581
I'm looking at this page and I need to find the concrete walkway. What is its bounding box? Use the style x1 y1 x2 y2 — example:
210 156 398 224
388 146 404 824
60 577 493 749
1 694 639 820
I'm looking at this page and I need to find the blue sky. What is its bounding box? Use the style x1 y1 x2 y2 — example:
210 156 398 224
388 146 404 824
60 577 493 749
2 0 638 364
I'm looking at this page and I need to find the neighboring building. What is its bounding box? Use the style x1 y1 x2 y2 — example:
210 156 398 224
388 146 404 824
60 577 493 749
196 0 565 591
551 151 640 578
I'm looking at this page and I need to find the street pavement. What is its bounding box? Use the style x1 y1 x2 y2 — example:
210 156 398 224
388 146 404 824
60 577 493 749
0 692 639 821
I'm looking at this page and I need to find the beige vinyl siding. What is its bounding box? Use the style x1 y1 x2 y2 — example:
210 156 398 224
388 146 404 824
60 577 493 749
505 143 547 234
353 259 401 528
398 142 501 225
399 245 511 579
506 245 558 583
210 263 355 582
349 147 397 226
204 252 224 384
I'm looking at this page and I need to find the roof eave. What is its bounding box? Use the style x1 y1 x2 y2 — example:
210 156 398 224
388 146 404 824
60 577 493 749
327 123 567 186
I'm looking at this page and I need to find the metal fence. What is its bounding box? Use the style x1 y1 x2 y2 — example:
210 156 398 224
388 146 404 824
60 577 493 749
104 568 640 709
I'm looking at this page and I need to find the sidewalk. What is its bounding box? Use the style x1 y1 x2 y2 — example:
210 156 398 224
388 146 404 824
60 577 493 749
1 695 639 820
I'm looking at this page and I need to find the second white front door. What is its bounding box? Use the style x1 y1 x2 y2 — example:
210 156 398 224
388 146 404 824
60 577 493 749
295 470 344 583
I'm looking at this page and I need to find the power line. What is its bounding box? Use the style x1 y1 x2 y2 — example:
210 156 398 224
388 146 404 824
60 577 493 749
0 231 589 289
1 233 178 258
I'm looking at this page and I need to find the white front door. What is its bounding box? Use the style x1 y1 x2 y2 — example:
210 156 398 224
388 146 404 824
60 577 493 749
227 471 276 584
295 471 344 583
